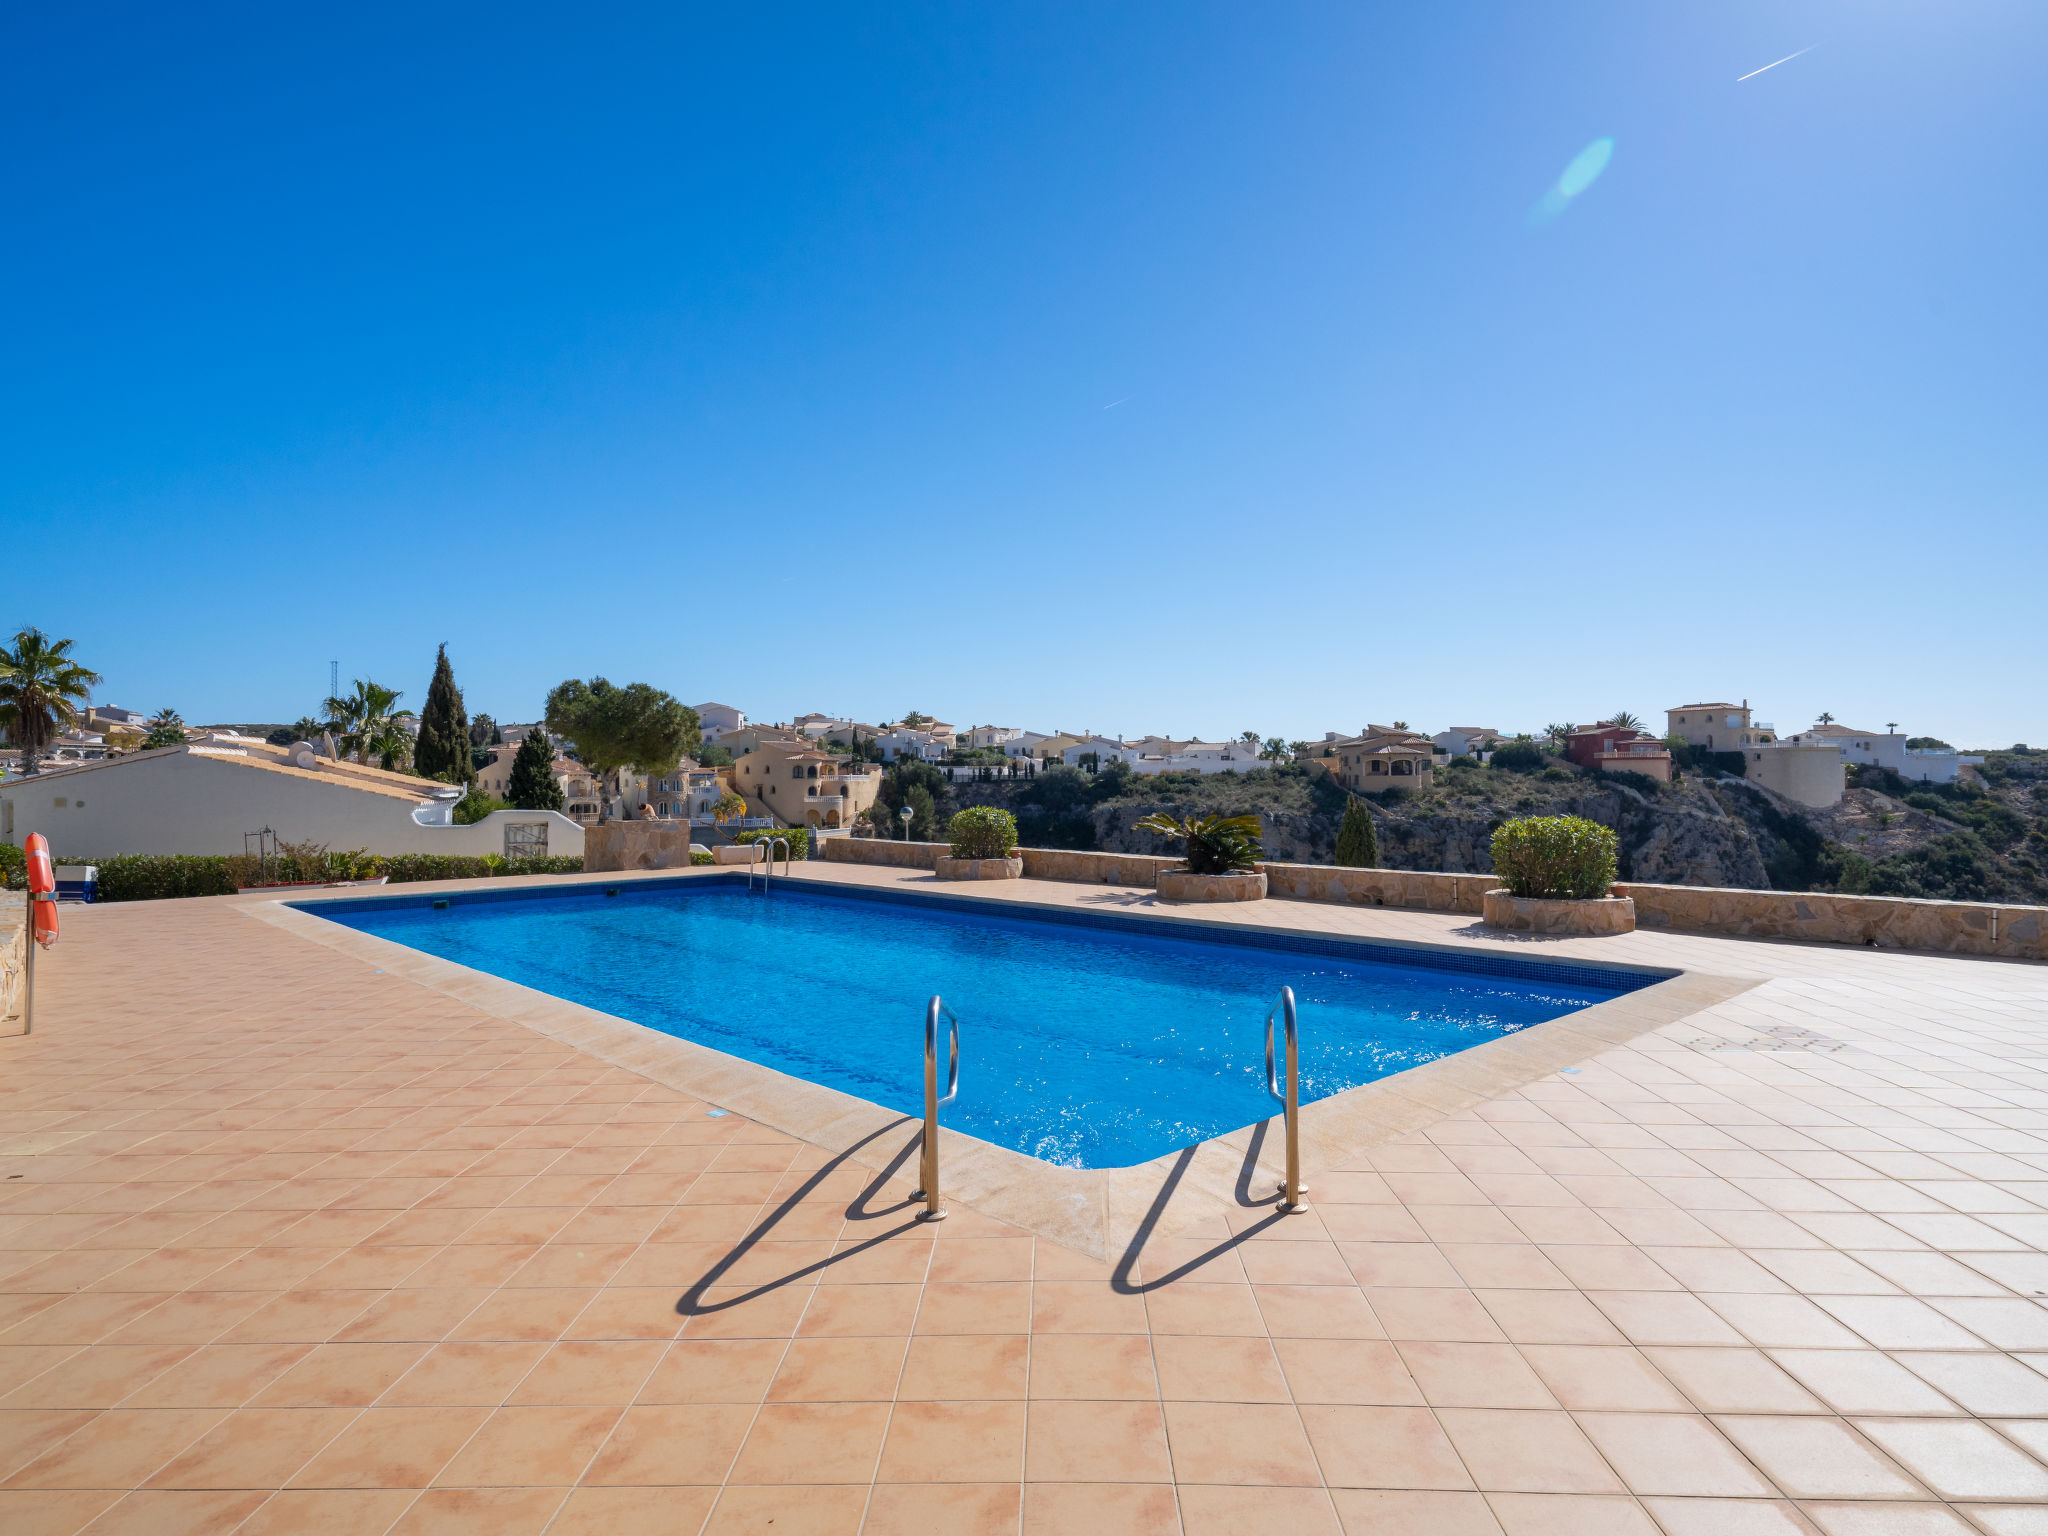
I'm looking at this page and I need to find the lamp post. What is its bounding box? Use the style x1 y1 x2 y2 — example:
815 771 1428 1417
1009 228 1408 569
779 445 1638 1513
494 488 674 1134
899 804 914 841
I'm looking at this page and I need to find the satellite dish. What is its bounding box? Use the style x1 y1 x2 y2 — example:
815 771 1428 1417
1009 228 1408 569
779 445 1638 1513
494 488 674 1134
321 731 340 761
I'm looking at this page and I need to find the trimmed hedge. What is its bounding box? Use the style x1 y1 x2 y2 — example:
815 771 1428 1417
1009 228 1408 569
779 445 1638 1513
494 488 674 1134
0 842 25 890
1489 815 1617 900
947 805 1018 860
732 827 811 860
62 852 585 903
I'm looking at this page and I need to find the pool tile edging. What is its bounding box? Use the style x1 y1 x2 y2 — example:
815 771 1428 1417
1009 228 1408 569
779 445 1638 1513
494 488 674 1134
241 874 1761 1259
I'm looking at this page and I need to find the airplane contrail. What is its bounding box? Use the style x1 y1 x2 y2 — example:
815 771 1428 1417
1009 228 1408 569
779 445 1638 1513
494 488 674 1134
1102 397 1129 410
1737 45 1814 82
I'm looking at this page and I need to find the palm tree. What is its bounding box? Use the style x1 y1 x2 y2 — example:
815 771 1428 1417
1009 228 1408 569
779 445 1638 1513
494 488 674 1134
1818 711 1836 725
1132 811 1264 874
1545 722 1577 750
1261 735 1287 760
0 628 101 775
143 708 188 749
322 680 416 770
1609 710 1644 731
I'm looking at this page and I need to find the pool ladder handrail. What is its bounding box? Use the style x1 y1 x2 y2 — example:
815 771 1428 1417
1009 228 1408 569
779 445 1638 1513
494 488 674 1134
1265 986 1309 1213
911 995 961 1221
745 835 792 895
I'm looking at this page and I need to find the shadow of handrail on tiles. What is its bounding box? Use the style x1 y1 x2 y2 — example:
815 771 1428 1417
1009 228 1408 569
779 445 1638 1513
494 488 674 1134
675 1117 928 1316
1110 1117 1290 1295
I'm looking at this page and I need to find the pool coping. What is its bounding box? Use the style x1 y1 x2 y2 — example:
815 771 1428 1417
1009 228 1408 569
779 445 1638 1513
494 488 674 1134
242 867 1763 1259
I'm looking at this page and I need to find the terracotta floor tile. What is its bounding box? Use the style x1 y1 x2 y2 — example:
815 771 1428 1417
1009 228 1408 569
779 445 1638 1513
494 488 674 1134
784 1283 914 1338
1398 1342 1557 1409
1638 1496 1821 1536
867 1481 1021 1536
0 1489 123 1536
1271 1338 1422 1406
917 1282 1032 1336
3 1407 229 1491
1574 1411 1775 1496
249 1341 427 1406
1164 1400 1321 1486
298 1246 436 1291
1343 1242 1464 1289
581 1402 755 1484
0 1346 193 1411
899 1335 1028 1400
1516 1346 1688 1412
1027 1334 1156 1400
1366 1288 1505 1343
1022 1481 1179 1535
878 1400 1026 1483
287 1405 491 1488
562 1285 689 1340
113 1343 313 1409
1329 1488 1505 1536
1435 1408 1624 1494
387 1486 568 1533
400 1245 538 1290
1587 1292 1748 1347
1251 1284 1383 1340
1713 1416 1924 1499
0 1347 79 1400
433 1403 620 1486
380 1341 547 1407
145 1406 356 1489
929 1239 1035 1283
765 1336 906 1402
66 1488 270 1535
1794 1502 1975 1536
232 1488 419 1535
333 1287 491 1343
0 1410 101 1482
638 1338 785 1403
1031 1281 1150 1334
1299 1403 1471 1490
6 1292 173 1348
1152 1335 1292 1403
1641 1346 1827 1414
547 1484 718 1534
729 1400 891 1483
1766 1350 1959 1417
447 1286 593 1342
1148 1283 1273 1338
1482 1492 1660 1536
1025 1400 1172 1482
813 1238 931 1285
1176 1484 1341 1534
1848 1417 2048 1501
703 1482 868 1535
502 1339 662 1405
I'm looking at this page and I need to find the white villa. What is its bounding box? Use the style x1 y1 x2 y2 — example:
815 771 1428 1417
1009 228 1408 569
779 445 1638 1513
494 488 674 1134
1780 723 1984 786
693 703 748 743
0 739 584 859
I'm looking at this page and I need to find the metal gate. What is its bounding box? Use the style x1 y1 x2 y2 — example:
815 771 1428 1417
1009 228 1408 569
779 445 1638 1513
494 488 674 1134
503 821 549 859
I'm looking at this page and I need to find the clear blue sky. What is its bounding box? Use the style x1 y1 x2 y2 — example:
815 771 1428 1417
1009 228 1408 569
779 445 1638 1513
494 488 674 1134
7 2 2043 747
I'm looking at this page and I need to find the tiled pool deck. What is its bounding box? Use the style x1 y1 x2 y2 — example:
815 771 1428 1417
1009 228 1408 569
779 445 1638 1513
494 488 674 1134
3 864 2047 1536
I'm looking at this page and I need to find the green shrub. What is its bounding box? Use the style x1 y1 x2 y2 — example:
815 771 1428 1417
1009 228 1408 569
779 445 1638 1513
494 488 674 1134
1334 798 1378 868
0 842 25 890
691 850 715 866
733 827 810 860
452 789 511 825
1489 815 1618 900
947 806 1018 859
1133 812 1263 875
84 852 583 901
1489 740 1546 773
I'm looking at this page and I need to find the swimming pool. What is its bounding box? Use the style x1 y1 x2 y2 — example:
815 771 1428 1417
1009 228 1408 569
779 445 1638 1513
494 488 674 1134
305 877 1653 1169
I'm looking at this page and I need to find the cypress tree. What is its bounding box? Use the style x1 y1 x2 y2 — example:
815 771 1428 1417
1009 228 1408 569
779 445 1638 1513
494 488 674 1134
414 643 473 784
1335 796 1379 868
507 728 565 811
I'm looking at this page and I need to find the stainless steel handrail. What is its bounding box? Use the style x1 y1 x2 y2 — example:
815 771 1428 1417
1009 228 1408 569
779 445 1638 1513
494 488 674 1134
911 995 961 1221
1265 986 1308 1212
21 892 55 1037
744 835 792 895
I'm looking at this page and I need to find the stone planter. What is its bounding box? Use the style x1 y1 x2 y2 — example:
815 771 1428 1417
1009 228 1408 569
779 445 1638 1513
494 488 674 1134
1156 870 1268 903
714 844 779 866
1482 889 1636 936
934 855 1023 881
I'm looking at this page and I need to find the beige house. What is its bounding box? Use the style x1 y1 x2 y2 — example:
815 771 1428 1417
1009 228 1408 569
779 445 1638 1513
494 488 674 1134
1666 701 1776 752
476 745 582 804
1744 742 1846 809
732 739 882 831
1312 726 1436 793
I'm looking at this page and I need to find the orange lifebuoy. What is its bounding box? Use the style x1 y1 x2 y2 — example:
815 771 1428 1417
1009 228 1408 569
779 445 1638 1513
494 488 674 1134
24 832 57 948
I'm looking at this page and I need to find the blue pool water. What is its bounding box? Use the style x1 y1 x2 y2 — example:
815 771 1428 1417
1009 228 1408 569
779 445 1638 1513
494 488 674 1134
306 878 1651 1169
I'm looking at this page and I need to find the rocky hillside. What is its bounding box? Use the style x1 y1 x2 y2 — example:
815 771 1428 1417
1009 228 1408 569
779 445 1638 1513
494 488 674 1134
938 748 2048 903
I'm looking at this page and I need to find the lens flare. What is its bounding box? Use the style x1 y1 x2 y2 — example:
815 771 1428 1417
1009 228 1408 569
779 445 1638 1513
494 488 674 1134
1531 136 1615 224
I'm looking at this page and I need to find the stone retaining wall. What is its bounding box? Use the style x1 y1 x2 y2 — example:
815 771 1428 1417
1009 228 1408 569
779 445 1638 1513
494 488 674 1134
1614 882 2046 961
585 822 699 873
821 835 2048 961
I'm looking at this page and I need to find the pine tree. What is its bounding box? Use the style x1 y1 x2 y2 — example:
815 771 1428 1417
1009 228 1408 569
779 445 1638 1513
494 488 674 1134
413 643 473 784
506 728 565 811
1335 796 1378 868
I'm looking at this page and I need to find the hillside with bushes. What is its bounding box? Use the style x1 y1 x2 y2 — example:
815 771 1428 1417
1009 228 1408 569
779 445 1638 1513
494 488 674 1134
931 747 2048 904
